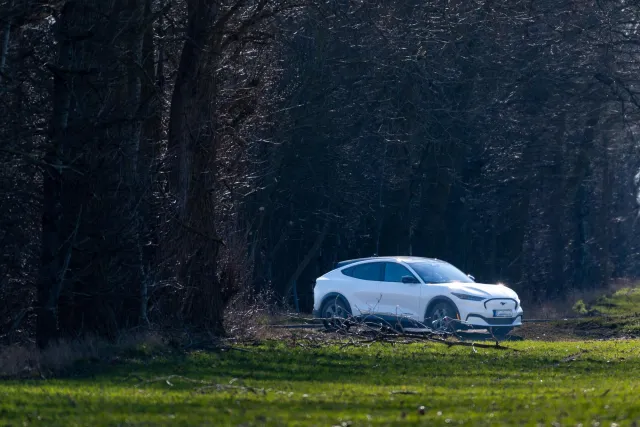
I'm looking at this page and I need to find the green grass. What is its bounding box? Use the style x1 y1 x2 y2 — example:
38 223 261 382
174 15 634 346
2 340 640 426
589 287 640 317
563 287 640 337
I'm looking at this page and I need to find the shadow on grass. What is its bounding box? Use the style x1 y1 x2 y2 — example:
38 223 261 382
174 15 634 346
0 388 506 426
20 338 631 392
10 370 640 427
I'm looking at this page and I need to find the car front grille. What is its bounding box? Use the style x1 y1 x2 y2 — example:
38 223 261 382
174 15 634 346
484 298 518 311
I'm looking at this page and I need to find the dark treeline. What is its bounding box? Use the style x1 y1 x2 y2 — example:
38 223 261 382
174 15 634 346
2 0 640 346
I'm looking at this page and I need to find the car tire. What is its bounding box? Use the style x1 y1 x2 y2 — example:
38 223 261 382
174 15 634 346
426 301 459 332
320 296 350 330
489 326 513 340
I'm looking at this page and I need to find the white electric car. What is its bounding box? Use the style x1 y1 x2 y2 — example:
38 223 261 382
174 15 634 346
313 256 523 337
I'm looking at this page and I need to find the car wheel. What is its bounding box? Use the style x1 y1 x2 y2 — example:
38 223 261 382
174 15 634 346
426 301 458 332
489 326 513 340
321 297 350 330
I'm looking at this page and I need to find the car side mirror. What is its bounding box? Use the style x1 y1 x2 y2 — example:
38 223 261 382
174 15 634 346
467 274 475 281
402 276 419 284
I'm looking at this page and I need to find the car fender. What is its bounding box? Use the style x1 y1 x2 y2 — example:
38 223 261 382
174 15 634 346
319 292 353 315
423 295 460 321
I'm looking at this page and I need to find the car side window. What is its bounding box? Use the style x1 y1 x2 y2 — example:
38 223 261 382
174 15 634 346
383 262 417 283
341 266 355 277
350 262 383 281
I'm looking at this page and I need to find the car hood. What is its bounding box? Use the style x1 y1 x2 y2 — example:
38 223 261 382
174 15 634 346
444 282 520 300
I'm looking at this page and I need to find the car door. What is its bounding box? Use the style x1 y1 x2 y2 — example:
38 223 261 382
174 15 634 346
377 262 422 320
341 262 384 315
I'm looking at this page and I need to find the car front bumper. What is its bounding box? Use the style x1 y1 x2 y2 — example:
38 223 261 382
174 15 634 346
464 313 523 327
458 298 524 328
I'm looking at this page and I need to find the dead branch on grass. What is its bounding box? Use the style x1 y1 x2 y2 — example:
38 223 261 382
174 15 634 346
286 314 519 351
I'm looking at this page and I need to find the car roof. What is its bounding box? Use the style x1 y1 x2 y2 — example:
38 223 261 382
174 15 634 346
335 256 441 269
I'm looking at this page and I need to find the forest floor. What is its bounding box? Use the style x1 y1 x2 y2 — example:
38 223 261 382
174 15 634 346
1 288 640 426
518 286 640 341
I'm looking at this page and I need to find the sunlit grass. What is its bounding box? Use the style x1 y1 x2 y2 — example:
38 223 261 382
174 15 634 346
557 286 640 337
590 287 640 316
2 339 640 426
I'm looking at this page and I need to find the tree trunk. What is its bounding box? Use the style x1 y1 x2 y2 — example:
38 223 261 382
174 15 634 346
285 220 330 297
168 0 218 217
125 0 148 326
518 134 538 302
569 108 601 289
548 114 567 298
36 1 75 349
0 17 10 83
599 135 613 287
168 0 224 334
137 0 160 327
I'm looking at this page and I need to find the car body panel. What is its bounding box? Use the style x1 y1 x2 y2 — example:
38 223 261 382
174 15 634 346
313 256 524 330
375 279 422 318
375 261 422 317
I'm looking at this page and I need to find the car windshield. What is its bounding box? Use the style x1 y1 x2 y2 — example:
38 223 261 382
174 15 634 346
407 261 474 284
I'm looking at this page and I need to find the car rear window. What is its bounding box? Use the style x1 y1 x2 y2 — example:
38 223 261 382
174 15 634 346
342 266 355 277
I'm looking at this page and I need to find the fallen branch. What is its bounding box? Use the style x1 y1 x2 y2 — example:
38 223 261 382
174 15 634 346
296 315 519 351
337 332 517 351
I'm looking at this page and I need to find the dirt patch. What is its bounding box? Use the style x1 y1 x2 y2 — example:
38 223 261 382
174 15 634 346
516 322 583 341
517 317 640 341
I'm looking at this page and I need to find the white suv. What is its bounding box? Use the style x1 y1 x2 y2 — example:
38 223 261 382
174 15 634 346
313 256 523 336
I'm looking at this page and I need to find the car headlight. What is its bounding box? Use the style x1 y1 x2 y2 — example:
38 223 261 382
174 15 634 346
451 292 485 301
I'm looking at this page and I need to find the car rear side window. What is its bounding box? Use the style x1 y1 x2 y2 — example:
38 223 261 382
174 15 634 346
383 262 416 282
347 262 383 281
341 266 355 277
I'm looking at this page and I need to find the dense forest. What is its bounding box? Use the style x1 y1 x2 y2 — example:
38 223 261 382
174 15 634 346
2 0 640 347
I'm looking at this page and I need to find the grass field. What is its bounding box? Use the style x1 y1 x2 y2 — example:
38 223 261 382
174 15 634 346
2 338 640 426
2 285 640 426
